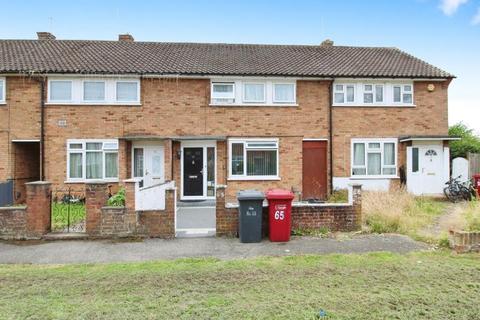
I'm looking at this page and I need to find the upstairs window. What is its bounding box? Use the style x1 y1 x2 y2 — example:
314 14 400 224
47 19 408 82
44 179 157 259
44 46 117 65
243 83 266 103
229 139 279 179
393 84 413 104
49 80 72 102
351 139 397 177
83 81 106 102
334 84 355 104
116 81 138 102
0 78 5 103
211 82 235 104
273 83 295 103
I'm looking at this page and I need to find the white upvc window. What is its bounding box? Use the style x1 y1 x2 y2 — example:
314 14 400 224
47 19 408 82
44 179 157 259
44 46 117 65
210 79 297 106
0 77 5 103
334 84 355 104
47 78 140 105
49 80 73 102
243 83 266 103
67 139 119 182
229 139 279 180
393 84 413 104
333 81 414 106
211 82 235 104
273 83 295 103
351 138 397 178
83 81 106 102
116 81 139 102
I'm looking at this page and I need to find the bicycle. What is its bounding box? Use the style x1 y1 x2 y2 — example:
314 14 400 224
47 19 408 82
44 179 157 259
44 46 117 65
444 176 476 202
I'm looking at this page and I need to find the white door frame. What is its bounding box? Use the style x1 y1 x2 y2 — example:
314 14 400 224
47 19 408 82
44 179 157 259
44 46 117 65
180 140 217 200
131 141 165 187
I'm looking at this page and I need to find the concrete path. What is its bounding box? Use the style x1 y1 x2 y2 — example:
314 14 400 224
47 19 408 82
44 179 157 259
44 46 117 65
0 234 428 264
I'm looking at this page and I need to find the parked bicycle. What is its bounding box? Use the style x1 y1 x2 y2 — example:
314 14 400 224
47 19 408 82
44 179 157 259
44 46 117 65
444 176 477 202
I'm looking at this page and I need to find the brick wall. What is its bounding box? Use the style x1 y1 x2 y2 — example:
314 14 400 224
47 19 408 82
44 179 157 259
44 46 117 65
0 206 27 239
85 182 109 236
216 184 362 237
0 76 450 200
99 207 135 237
136 188 176 238
450 230 480 253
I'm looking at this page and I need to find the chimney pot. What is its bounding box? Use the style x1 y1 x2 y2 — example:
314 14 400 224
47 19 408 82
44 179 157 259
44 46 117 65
320 39 334 46
118 34 134 42
37 32 56 41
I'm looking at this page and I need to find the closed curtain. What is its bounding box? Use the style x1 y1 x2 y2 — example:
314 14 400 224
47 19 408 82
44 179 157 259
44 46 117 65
367 153 381 175
86 152 103 179
105 153 118 178
244 84 264 101
247 150 276 176
69 153 82 178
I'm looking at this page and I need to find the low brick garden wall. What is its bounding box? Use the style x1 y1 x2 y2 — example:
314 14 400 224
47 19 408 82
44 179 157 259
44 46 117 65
216 184 362 237
450 230 480 253
0 206 28 239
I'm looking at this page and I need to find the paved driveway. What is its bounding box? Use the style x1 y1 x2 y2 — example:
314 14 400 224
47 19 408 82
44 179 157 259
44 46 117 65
0 234 428 264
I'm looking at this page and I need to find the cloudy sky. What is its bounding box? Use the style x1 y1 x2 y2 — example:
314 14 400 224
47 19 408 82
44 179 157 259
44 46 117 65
0 0 479 133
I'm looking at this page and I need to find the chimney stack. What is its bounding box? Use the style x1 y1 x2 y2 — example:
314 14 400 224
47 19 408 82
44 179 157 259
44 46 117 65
320 39 334 46
118 34 134 42
37 32 56 41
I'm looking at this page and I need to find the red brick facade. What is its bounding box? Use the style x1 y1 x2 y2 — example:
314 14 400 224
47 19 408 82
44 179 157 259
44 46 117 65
0 76 450 204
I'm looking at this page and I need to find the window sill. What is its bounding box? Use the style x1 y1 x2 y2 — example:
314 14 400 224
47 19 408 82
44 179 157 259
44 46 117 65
210 103 298 107
228 176 281 181
46 103 142 106
333 104 416 108
349 176 400 180
65 179 120 184
0 102 5 105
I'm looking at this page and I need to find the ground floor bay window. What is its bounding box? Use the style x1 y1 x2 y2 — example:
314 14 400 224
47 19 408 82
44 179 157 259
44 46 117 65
67 139 119 182
351 138 397 178
228 139 279 180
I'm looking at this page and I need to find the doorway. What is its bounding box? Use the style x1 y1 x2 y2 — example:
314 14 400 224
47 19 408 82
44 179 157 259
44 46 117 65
132 142 165 188
302 140 328 200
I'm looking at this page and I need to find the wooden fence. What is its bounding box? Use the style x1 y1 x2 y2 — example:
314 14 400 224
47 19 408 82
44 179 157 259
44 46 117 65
468 153 480 176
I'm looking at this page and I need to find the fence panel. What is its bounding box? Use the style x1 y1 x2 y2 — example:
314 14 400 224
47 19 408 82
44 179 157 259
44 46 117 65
0 180 13 207
468 153 480 176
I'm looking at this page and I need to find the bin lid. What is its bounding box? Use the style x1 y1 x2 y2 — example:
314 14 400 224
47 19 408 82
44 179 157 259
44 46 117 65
237 190 265 201
265 189 295 200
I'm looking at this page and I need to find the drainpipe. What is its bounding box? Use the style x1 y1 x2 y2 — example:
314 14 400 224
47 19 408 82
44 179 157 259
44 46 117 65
40 78 45 181
328 82 333 194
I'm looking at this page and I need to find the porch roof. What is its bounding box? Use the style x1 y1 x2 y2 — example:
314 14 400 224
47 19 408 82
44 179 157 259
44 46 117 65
121 135 227 141
399 135 461 142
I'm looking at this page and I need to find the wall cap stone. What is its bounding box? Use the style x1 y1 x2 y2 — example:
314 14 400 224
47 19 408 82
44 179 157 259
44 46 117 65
25 181 51 185
0 206 27 211
216 184 227 189
85 180 109 185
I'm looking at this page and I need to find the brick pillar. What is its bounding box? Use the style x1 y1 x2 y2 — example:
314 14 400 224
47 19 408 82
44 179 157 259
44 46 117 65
215 185 237 237
85 182 109 236
25 181 51 238
118 139 130 181
164 139 173 181
350 183 362 229
163 188 176 238
123 179 138 232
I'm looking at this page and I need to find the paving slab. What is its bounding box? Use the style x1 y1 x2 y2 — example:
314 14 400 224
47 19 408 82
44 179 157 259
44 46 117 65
0 234 429 264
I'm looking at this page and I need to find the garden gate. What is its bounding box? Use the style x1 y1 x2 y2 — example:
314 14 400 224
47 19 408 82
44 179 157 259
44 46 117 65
51 187 86 232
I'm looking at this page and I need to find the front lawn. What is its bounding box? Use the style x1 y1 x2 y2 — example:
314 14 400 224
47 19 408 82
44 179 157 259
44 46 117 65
0 252 479 319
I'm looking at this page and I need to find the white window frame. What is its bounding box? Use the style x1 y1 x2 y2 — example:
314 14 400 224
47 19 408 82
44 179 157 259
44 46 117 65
48 80 73 103
0 77 5 104
392 84 413 105
334 84 355 104
350 138 398 179
228 138 280 180
333 80 414 107
66 139 119 182
243 82 266 103
211 82 235 104
47 78 141 105
209 78 297 106
273 83 296 103
115 80 140 103
83 80 106 103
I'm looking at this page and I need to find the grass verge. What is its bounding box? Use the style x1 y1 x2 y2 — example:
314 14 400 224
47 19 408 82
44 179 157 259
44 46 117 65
0 252 479 319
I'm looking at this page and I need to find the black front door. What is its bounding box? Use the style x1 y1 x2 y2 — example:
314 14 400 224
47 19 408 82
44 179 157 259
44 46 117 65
183 148 204 196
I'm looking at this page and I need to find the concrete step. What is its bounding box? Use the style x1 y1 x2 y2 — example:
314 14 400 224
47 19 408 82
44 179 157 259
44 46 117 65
176 228 216 238
43 232 89 241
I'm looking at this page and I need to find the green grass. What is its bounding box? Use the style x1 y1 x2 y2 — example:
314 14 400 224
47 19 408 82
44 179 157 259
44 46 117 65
0 252 479 319
51 202 86 231
326 189 349 203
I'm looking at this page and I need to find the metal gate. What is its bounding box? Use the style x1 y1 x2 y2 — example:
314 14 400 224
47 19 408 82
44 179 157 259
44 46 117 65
51 187 86 232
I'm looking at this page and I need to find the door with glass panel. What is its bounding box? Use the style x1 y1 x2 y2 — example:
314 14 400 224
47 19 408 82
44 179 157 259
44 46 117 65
181 143 216 199
132 144 164 188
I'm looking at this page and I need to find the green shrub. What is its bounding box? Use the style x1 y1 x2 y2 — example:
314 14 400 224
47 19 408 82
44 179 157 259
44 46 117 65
107 188 126 207
327 189 348 203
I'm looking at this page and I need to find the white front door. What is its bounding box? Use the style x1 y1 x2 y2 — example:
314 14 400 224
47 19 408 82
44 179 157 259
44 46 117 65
132 143 164 188
407 144 445 195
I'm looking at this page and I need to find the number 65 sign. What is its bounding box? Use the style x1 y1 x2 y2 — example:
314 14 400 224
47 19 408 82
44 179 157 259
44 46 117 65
274 204 287 220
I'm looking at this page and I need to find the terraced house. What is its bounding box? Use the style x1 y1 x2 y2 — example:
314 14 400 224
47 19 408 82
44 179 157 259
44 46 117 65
0 32 456 209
